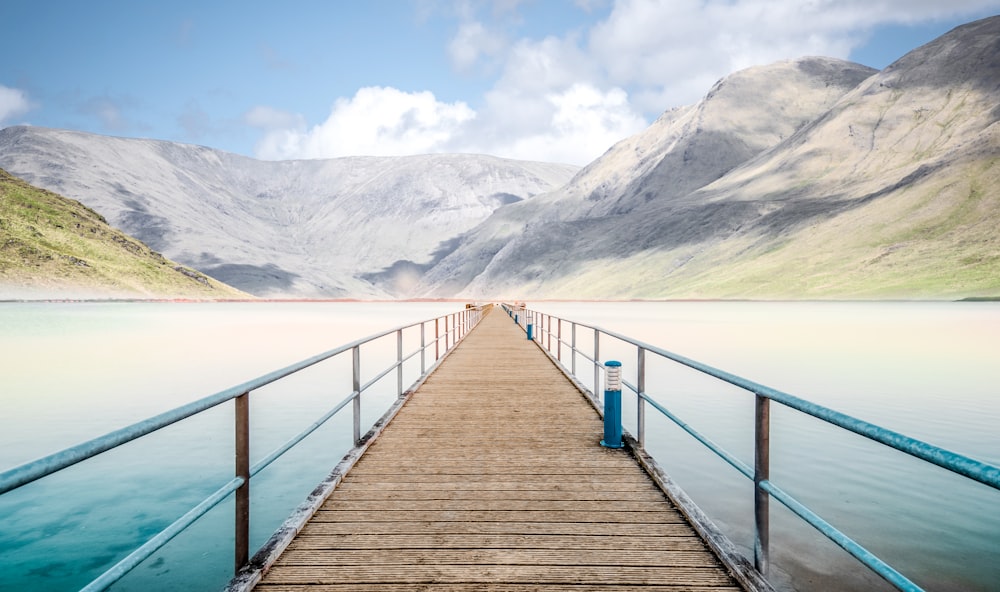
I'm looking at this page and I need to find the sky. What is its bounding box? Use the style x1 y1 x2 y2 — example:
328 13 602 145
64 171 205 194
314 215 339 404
2 1 999 166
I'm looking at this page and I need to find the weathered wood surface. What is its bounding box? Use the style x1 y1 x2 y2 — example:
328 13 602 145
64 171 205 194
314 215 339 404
255 308 741 591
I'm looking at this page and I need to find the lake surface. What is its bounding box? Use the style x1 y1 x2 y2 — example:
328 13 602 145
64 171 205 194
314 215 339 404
533 301 1000 592
1 301 997 591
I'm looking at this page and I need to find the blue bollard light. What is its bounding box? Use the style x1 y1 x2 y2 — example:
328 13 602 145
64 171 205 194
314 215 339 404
527 312 534 340
601 360 624 448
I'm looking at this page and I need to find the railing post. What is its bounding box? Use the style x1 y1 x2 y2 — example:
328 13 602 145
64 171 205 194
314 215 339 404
593 331 601 399
435 318 440 360
755 394 771 576
557 318 562 362
637 347 646 448
446 315 451 351
396 328 403 397
571 323 577 375
234 391 250 574
420 322 426 374
352 345 361 445
601 361 623 448
546 315 551 351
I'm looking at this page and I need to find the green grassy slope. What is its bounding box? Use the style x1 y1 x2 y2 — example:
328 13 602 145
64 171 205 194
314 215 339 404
532 156 1000 300
0 168 248 299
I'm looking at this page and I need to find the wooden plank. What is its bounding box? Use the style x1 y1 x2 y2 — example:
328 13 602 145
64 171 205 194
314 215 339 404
247 308 743 591
309 510 688 524
346 465 646 475
327 486 664 500
286 533 709 551
261 565 737 586
296 521 699 537
317 499 675 512
256 585 743 592
339 473 656 485
273 548 724 568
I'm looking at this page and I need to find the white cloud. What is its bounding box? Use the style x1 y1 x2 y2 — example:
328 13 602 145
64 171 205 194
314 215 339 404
0 85 32 124
449 21 507 72
254 87 475 160
476 83 647 164
245 105 305 130
587 0 1000 112
77 96 132 132
250 0 1000 166
251 79 645 165
574 0 610 11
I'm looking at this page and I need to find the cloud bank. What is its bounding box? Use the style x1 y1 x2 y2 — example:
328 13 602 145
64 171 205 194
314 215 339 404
0 85 32 125
249 0 1000 165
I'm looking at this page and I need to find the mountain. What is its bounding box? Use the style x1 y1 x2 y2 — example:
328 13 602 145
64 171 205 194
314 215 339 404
420 17 1000 300
3 17 998 301
416 56 878 296
0 128 578 297
0 168 248 299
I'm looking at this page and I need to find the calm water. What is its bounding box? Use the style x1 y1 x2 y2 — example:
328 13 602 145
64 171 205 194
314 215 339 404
1 301 998 591
533 301 1000 592
0 302 461 592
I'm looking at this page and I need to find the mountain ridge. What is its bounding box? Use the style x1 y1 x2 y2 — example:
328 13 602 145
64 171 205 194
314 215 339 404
0 167 248 300
0 126 578 297
1 16 998 300
422 16 999 300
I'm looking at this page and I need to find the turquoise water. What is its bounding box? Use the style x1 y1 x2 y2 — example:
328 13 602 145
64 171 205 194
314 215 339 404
0 302 460 592
533 301 1000 592
1 301 998 591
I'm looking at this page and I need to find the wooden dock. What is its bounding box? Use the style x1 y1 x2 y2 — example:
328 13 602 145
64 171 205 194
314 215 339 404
252 308 744 591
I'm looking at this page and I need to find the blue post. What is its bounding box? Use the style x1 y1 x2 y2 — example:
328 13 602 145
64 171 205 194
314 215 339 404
527 312 534 340
601 360 623 448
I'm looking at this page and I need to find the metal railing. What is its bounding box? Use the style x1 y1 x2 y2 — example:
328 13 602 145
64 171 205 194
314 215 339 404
507 305 1000 592
0 305 486 592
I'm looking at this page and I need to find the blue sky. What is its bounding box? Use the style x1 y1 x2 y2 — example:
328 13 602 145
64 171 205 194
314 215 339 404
2 1 998 165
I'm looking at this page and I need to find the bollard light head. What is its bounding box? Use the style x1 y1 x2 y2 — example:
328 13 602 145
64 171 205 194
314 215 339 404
604 360 622 392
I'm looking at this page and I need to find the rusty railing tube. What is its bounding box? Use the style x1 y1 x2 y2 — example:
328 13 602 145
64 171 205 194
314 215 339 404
397 329 404 397
754 394 770 576
352 345 361 445
234 392 250 572
571 322 577 375
637 347 646 449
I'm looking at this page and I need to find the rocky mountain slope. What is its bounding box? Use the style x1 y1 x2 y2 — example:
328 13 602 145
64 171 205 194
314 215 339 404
420 16 1000 300
2 16 997 300
416 56 878 296
0 129 578 297
0 168 247 299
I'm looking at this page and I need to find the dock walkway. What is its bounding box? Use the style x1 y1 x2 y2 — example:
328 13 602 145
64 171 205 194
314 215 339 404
254 308 742 591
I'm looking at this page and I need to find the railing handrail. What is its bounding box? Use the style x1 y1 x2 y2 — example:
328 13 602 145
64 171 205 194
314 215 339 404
530 311 1000 492
0 309 475 495
0 304 487 592
517 305 999 592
